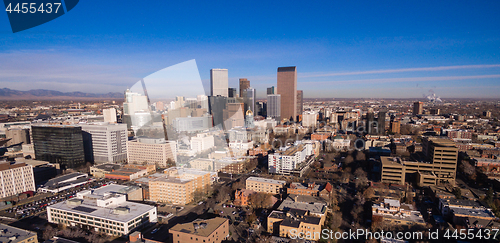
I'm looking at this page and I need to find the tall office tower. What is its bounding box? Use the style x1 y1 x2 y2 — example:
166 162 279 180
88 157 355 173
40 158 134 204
228 88 237 98
277 66 297 121
155 101 165 111
413 102 423 115
366 110 376 134
239 78 250 97
243 87 256 114
256 102 266 116
197 95 209 110
5 128 30 146
296 90 303 116
123 89 149 116
208 96 228 128
267 94 281 120
103 108 117 123
123 89 150 132
210 69 228 97
80 123 128 164
267 86 275 95
32 125 86 169
377 111 386 135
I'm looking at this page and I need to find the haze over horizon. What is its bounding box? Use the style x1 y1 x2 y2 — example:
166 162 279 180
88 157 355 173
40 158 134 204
1 1 499 98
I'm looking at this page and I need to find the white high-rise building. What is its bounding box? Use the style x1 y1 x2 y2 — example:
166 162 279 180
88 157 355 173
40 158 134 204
123 90 149 116
0 161 35 198
244 87 256 114
210 69 228 97
268 143 313 175
127 138 177 168
302 111 317 127
103 108 117 123
80 123 128 164
190 133 215 153
267 94 281 120
197 95 209 110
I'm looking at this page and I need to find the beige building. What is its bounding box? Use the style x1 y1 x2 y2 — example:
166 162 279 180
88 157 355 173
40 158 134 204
246 177 285 194
267 209 323 241
127 138 177 168
381 137 458 186
0 224 38 243
5 128 30 146
149 168 214 205
189 158 214 171
169 217 229 243
0 161 35 199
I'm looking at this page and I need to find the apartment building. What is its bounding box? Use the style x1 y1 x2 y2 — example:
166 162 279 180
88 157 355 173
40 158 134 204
47 185 157 236
127 138 177 168
268 143 313 175
0 161 35 199
246 177 285 194
149 167 214 205
169 217 229 243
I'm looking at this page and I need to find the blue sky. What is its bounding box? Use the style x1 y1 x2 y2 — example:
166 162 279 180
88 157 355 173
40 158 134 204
0 0 499 98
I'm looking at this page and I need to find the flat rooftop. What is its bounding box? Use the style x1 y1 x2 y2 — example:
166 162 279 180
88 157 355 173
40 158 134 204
49 197 155 223
169 217 228 237
0 224 36 243
246 177 285 185
278 196 327 215
451 207 496 219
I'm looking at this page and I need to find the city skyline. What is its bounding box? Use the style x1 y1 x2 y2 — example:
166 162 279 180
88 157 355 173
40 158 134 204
0 1 499 98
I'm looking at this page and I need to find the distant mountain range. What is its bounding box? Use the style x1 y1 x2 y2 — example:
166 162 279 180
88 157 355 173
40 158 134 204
0 88 123 100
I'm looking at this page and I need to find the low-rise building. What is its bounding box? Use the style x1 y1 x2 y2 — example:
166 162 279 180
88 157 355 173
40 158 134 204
267 209 323 241
90 164 121 178
439 198 484 216
0 223 38 243
246 177 285 194
214 158 247 174
277 195 327 224
38 173 90 194
372 198 425 226
104 164 154 181
169 218 229 243
234 189 256 206
47 185 157 236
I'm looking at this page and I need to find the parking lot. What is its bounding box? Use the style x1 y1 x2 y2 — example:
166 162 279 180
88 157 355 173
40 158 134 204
0 178 113 219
